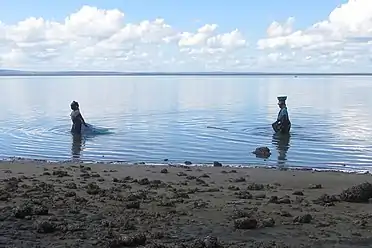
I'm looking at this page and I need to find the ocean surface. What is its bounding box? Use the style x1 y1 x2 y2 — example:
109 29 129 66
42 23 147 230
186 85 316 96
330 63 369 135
1 75 372 171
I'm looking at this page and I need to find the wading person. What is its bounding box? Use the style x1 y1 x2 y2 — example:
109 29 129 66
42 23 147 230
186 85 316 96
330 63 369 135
70 101 88 135
272 96 291 134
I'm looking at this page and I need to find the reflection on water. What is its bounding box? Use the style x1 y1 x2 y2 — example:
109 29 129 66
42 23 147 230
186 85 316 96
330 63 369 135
1 76 372 171
71 134 85 161
272 133 291 167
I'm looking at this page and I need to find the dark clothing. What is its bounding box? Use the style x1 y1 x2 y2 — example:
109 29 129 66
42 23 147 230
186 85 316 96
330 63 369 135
272 107 291 134
70 109 84 135
71 122 82 135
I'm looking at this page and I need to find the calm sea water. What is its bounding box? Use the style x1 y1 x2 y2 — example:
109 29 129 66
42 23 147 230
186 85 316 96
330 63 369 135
1 76 372 171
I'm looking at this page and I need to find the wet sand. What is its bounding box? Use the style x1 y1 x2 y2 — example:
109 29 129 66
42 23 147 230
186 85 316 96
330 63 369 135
1 162 372 248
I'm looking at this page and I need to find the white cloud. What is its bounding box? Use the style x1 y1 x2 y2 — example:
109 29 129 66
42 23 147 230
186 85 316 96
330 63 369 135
1 1 372 72
267 17 295 38
257 0 372 72
0 6 248 71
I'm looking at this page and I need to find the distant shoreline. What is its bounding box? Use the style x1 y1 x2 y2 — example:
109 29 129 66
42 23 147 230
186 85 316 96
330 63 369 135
1 70 372 77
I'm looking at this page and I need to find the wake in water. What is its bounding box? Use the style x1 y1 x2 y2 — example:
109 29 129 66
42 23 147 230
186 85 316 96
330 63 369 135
49 123 114 136
244 125 323 142
207 125 275 138
206 126 229 131
71 124 114 162
70 101 114 137
82 123 114 136
243 126 272 136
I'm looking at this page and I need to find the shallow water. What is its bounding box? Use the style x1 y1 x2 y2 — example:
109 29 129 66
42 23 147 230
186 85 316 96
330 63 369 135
1 75 372 171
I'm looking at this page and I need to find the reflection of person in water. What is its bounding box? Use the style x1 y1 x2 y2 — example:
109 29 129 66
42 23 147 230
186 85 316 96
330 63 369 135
272 96 291 134
272 133 290 166
71 134 85 160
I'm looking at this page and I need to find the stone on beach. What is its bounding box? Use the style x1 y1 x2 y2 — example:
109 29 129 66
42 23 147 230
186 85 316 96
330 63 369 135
340 182 372 203
0 162 372 247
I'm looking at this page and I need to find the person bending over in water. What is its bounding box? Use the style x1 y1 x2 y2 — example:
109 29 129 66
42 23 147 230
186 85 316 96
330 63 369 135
272 96 291 134
70 101 88 135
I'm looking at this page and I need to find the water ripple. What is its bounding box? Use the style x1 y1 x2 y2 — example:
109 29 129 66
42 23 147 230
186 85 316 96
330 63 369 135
2 112 372 171
2 76 372 172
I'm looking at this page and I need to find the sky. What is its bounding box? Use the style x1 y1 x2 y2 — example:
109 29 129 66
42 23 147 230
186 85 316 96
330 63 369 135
0 0 371 72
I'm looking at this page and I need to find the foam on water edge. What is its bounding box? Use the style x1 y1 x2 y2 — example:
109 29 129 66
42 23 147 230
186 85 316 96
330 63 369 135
1 156 371 175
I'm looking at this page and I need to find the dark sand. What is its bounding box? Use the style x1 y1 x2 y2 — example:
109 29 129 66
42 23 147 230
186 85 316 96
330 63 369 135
1 162 372 248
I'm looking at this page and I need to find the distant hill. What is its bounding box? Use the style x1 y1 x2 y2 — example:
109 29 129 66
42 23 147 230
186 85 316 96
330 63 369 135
0 69 27 74
1 69 372 77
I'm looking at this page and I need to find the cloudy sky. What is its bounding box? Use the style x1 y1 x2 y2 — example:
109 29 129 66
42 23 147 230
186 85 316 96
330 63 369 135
0 0 370 72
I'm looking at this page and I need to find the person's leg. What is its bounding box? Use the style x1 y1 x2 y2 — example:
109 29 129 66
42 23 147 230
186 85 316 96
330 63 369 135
285 122 291 133
71 124 76 133
71 123 82 135
281 124 290 134
75 123 82 135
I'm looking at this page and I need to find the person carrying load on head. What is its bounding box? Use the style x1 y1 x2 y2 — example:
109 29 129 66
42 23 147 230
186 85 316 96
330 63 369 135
272 96 291 134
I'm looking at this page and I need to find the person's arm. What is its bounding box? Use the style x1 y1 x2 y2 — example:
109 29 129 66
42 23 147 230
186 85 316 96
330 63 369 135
276 109 283 124
77 113 88 127
277 109 288 124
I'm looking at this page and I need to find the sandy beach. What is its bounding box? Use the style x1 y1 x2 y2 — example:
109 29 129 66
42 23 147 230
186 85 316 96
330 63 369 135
1 162 372 248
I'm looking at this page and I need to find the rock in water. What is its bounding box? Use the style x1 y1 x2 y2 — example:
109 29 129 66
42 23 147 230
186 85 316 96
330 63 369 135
252 147 271 159
213 161 223 167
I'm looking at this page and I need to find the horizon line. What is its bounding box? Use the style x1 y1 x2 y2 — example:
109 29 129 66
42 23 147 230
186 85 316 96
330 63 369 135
1 69 372 77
